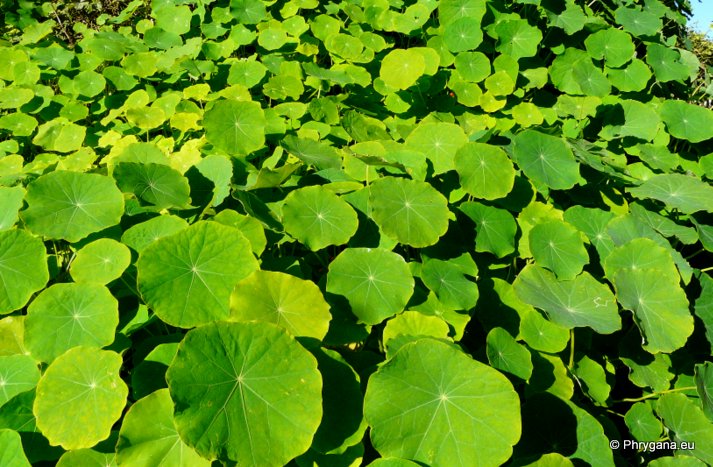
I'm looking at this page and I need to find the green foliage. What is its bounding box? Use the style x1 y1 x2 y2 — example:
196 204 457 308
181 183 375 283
0 0 712 465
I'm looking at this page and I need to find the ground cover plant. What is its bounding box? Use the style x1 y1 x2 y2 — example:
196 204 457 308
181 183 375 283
1 0 713 465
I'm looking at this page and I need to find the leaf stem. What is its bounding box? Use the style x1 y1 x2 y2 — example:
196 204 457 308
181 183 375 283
568 329 575 369
613 386 697 403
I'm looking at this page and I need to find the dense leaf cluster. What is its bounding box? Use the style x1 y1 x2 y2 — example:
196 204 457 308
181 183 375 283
1 0 713 466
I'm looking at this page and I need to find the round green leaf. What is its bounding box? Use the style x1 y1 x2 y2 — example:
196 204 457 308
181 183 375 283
511 130 580 190
379 49 426 90
166 321 322 465
33 347 128 450
612 269 693 354
327 248 414 325
114 162 191 209
514 265 621 334
454 142 515 200
137 221 259 328
628 174 713 214
438 0 487 26
121 215 188 253
659 100 713 143
454 52 490 82
382 311 451 358
281 186 359 251
203 100 266 156
0 429 30 467
405 122 468 175
154 5 193 35
0 229 48 314
625 402 663 442
230 270 331 339
32 118 85 153
443 17 483 53
607 59 652 92
56 449 117 467
0 355 40 408
486 327 533 381
70 238 131 285
495 19 542 59
646 44 690 83
0 113 37 137
21 171 124 243
25 283 119 363
603 238 679 281
369 177 450 248
117 389 210 467
421 258 478 310
656 394 713 465
529 220 589 280
584 28 635 68
615 7 661 36
459 202 517 258
364 339 521 466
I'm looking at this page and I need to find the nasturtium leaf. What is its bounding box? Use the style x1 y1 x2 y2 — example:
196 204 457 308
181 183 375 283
281 186 359 251
137 221 259 328
405 122 467 175
0 87 33 109
625 402 663 442
21 171 124 243
511 130 580 190
454 142 515 200
459 202 517 258
32 118 85 153
659 100 713 143
529 220 589 280
454 51 490 82
167 321 322 465
114 162 191 209
227 60 267 88
649 457 707 467
0 113 37 137
0 355 39 408
379 49 426 90
0 429 30 467
421 258 478 310
584 28 635 68
628 174 713 214
212 210 266 256
514 265 621 334
56 449 117 467
615 7 661 37
646 44 690 83
72 70 106 97
486 327 533 381
612 269 693 354
203 100 265 156
154 5 192 35
0 187 25 231
656 394 713 465
69 238 130 285
369 458 420 467
121 215 188 253
519 308 570 354
25 283 119 363
0 229 48 315
438 0 487 25
694 362 713 421
603 238 679 281
527 351 575 400
443 17 483 52
573 355 610 405
33 347 128 450
230 270 331 339
282 135 342 170
382 311 451 357
116 389 209 467
607 58 652 92
327 248 414 325
364 339 521 466
369 177 450 248
495 19 542 59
